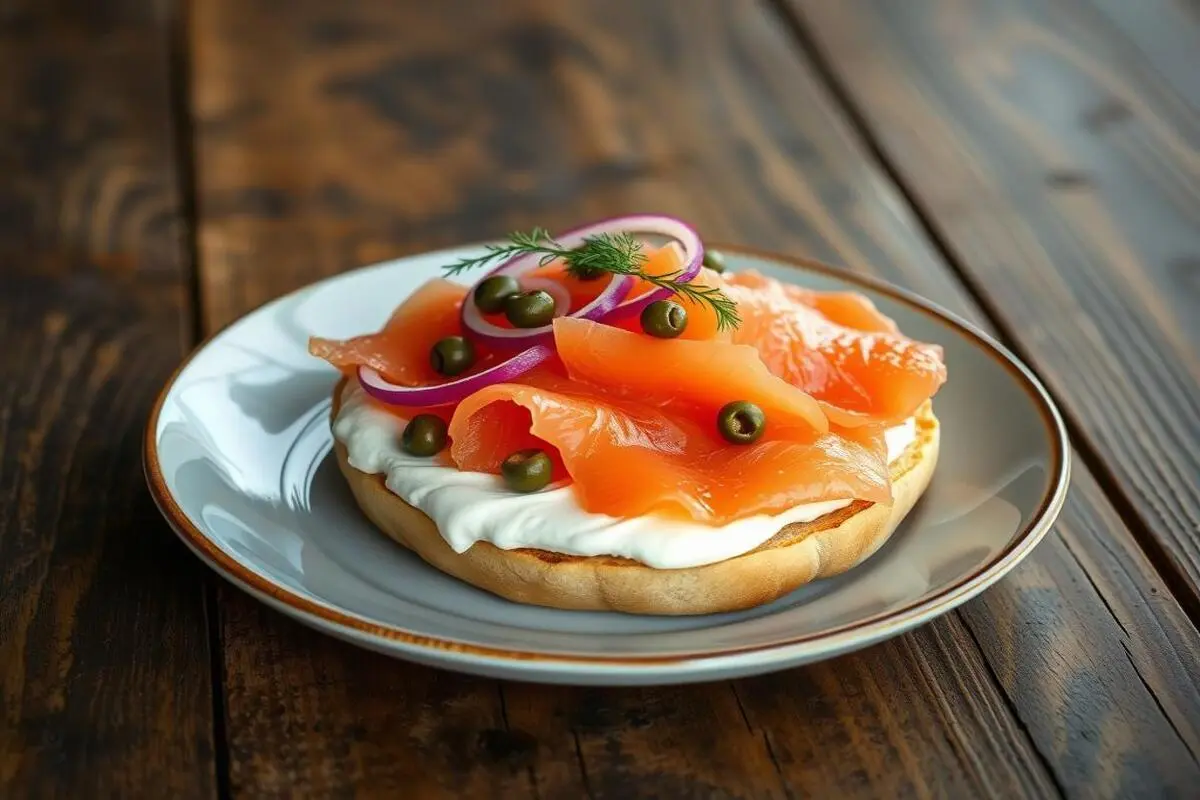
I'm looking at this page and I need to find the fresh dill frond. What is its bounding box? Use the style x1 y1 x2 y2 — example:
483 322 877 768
443 227 742 331
560 231 648 278
443 227 558 277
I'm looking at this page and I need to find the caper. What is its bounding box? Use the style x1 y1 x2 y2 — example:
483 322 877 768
702 249 727 274
500 448 553 492
504 290 557 328
473 275 521 314
402 414 448 457
716 401 765 445
640 299 688 338
430 335 475 377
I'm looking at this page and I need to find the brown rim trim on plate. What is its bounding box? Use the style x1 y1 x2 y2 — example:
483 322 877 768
143 244 1071 667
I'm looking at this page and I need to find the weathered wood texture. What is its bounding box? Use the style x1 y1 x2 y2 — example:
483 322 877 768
1082 0 1200 110
963 470 1200 795
0 0 216 797
788 0 1200 611
187 0 1200 796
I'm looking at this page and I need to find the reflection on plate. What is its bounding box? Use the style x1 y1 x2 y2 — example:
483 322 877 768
145 245 1069 685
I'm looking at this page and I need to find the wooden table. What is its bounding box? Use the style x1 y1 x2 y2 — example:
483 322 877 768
4 0 1199 796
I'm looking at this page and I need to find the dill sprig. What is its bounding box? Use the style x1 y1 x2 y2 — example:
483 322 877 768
444 228 742 331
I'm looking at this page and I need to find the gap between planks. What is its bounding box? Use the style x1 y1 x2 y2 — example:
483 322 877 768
165 0 231 798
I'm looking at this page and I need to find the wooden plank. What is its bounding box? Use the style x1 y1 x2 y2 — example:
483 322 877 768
787 0 1200 611
731 618 1060 797
958 466 1200 796
0 1 217 797
189 0 1200 795
221 604 542 797
1081 0 1200 110
189 0 981 322
502 683 786 798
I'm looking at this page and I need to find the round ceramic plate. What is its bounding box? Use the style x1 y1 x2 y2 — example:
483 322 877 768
144 244 1070 686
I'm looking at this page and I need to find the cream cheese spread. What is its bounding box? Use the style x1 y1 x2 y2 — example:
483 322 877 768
334 382 916 569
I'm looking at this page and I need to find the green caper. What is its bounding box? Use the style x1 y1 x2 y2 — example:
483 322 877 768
640 299 688 338
702 249 727 274
402 414 448 457
500 448 554 492
473 275 521 314
430 335 475 377
504 290 557 328
716 401 766 445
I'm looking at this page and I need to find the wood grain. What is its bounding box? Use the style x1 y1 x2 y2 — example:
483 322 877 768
732 618 1058 797
189 0 1200 796
0 0 216 797
222 603 537 798
503 682 787 798
958 466 1200 796
788 0 1200 613
1081 0 1200 110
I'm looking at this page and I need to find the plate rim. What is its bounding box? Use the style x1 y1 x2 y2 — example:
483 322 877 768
143 243 1072 670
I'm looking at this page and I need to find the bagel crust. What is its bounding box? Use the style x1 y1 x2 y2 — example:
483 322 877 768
332 382 939 615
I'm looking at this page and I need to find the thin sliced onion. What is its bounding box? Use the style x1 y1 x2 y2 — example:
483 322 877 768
357 345 553 407
460 214 703 348
462 268 629 350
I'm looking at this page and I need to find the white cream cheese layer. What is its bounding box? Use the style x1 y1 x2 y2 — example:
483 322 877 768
334 382 916 569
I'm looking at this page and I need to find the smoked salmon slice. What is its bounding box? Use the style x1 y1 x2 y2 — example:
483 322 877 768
552 316 827 436
309 279 473 385
725 271 945 427
448 371 890 523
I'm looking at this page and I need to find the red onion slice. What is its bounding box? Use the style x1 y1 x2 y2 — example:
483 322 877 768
357 345 553 407
567 215 703 322
460 214 703 348
461 271 629 349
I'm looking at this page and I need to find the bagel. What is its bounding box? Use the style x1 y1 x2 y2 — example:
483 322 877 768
331 378 939 615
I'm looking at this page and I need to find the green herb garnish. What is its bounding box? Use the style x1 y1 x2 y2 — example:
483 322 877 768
444 227 741 331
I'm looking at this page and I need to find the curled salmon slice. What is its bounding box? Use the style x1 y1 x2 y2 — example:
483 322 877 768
801 291 898 334
448 371 889 523
309 279 470 385
552 316 827 436
726 271 945 427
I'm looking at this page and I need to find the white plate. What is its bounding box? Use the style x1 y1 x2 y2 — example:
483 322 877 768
144 245 1070 685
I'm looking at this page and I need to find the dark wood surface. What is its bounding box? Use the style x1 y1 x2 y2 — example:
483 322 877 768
788 0 1200 613
0 0 216 797
3 0 1199 797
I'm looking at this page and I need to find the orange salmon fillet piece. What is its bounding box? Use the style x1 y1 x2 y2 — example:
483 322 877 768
725 271 945 427
552 316 827 436
308 279 470 385
448 368 889 523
